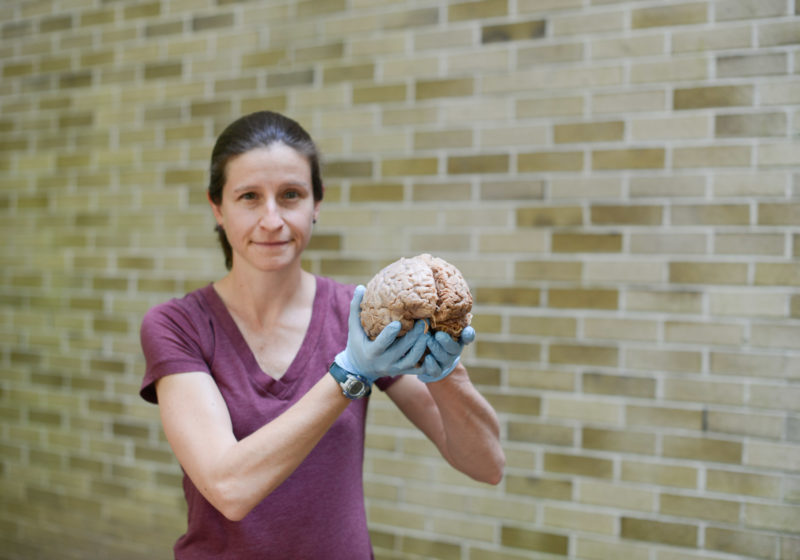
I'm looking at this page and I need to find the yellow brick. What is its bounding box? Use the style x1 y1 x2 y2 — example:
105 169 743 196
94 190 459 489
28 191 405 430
579 480 655 512
709 292 788 317
714 233 785 256
414 129 472 150
665 321 744 346
592 148 665 170
381 157 437 176
584 318 659 342
482 19 546 43
630 175 706 198
552 233 622 253
481 124 548 147
745 503 800 532
745 441 800 471
755 263 800 286
554 121 624 143
622 460 698 489
660 493 740 524
517 95 583 118
552 10 624 36
583 427 656 455
475 340 541 362
592 35 665 60
593 89 666 113
545 452 613 478
519 150 584 172
706 469 781 498
717 0 788 20
630 233 707 255
718 52 788 78
516 260 583 282
663 435 742 464
509 420 574 446
621 516 697 548
669 262 748 285
574 537 651 560
451 49 511 73
544 505 615 535
547 397 622 424
549 288 618 310
627 405 703 430
447 154 509 174
506 475 573 500
751 323 800 350
631 57 708 83
707 410 784 439
631 115 710 140
759 202 800 225
479 231 547 253
627 348 702 372
518 42 583 66
705 527 779 559
508 367 576 392
674 84 754 109
632 3 707 28
508 315 576 336
517 206 582 227
672 24 751 53
415 78 474 100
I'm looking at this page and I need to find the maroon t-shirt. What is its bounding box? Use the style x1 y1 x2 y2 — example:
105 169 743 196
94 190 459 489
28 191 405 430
140 276 395 559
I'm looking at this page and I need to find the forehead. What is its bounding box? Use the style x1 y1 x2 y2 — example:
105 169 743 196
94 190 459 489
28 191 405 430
225 143 311 180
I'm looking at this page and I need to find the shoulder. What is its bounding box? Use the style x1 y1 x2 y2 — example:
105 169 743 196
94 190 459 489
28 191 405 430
140 285 216 346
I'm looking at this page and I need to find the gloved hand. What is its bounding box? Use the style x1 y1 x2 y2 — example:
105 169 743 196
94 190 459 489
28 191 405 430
335 285 430 383
417 326 476 383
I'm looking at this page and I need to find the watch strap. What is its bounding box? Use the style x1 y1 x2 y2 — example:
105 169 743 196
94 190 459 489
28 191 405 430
329 361 372 399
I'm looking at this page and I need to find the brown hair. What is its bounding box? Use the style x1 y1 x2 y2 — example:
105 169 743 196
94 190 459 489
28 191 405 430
207 111 324 270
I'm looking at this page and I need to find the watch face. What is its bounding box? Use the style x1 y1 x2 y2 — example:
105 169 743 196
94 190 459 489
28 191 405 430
343 376 367 398
349 380 365 394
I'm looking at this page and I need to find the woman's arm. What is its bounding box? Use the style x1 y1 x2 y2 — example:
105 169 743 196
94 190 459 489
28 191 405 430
385 363 505 485
156 370 349 521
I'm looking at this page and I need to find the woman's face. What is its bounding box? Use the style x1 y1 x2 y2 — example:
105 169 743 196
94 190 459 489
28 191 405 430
210 143 320 274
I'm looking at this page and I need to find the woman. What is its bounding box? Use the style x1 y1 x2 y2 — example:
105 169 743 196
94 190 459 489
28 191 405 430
139 111 504 559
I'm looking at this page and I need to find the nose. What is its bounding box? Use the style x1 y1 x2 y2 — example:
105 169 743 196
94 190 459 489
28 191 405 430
258 199 284 231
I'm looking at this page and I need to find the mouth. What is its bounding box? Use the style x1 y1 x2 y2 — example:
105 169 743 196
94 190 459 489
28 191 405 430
252 240 290 248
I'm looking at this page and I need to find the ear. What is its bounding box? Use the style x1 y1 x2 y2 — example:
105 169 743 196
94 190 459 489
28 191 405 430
312 199 321 223
208 191 224 226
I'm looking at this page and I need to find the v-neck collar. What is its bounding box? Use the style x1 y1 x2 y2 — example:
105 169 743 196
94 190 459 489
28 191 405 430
200 276 328 399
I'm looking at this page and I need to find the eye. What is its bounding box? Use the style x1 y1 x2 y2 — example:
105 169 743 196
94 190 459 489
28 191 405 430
238 191 257 201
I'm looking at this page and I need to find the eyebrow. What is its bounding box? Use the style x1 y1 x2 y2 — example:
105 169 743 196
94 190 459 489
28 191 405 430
231 180 310 193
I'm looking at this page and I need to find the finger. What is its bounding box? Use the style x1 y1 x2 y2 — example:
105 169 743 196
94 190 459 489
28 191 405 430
371 320 402 354
433 330 462 355
348 285 366 333
460 326 476 345
394 329 429 370
419 354 443 378
395 320 427 355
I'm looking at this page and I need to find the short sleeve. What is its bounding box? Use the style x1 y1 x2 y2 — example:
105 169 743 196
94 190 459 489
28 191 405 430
139 300 213 404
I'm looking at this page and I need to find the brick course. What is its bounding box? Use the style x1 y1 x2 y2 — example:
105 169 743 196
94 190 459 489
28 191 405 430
1 0 799 559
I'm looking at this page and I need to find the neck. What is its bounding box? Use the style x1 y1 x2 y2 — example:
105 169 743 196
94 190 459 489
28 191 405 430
214 264 313 328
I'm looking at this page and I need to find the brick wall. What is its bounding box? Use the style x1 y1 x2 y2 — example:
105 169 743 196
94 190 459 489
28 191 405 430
1 0 799 558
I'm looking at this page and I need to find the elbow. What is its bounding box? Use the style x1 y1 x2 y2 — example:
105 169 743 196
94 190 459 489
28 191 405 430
484 451 506 486
205 478 257 522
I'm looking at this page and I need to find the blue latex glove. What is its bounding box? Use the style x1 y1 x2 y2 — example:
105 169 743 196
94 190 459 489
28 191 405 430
335 285 430 383
417 326 476 383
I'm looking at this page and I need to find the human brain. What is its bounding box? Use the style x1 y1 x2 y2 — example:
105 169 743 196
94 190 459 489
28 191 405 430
360 253 473 340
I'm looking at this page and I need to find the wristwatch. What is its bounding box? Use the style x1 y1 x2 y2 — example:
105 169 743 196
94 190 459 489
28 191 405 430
328 362 372 400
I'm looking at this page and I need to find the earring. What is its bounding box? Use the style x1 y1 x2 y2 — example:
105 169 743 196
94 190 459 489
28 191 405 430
312 218 317 224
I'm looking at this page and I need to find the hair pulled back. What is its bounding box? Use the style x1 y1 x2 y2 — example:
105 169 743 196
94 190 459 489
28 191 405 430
208 111 324 270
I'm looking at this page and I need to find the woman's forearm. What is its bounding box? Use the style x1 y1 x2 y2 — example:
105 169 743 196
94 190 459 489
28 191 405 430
425 364 505 484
